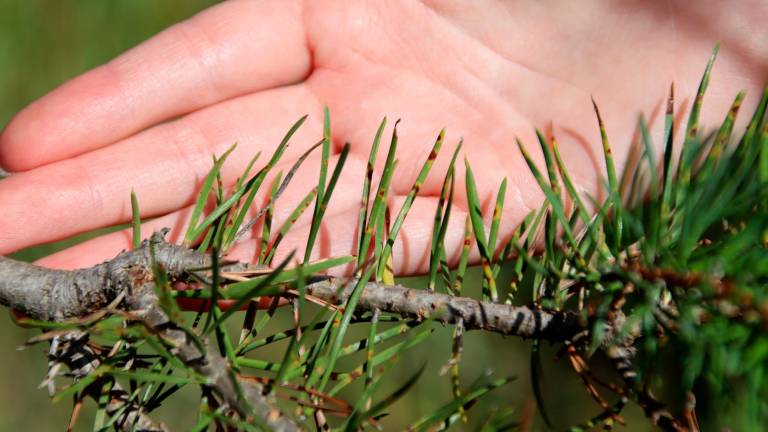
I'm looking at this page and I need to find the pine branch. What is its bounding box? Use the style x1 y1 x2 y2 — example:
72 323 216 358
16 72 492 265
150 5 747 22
0 232 588 344
3 231 299 431
0 229 698 430
0 231 592 430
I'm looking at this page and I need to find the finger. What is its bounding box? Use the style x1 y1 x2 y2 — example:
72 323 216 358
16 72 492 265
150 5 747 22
0 84 325 255
0 0 311 171
33 152 365 270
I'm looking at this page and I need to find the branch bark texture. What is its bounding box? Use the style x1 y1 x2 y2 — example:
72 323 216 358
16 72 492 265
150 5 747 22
304 279 584 341
0 231 209 321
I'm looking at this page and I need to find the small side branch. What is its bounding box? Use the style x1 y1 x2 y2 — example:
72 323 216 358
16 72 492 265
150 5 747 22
46 331 167 432
605 345 685 432
125 283 301 432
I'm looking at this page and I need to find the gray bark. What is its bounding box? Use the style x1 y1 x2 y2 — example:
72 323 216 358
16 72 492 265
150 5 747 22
304 279 584 341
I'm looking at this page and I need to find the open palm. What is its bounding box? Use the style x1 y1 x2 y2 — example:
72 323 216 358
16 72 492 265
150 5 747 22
1 0 765 274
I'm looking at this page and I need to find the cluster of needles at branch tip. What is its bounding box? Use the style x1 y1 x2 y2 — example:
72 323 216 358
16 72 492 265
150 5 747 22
0 45 766 431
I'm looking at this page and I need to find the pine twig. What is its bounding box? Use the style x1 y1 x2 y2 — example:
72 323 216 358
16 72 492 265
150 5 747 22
4 231 300 431
46 331 167 432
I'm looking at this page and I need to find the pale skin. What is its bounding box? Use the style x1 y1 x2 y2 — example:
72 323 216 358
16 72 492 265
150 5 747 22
0 1 766 282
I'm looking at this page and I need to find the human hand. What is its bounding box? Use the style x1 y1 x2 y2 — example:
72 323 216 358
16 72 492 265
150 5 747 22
1 0 765 275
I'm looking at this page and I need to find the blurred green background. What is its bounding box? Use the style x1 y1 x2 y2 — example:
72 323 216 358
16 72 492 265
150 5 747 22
0 1 649 430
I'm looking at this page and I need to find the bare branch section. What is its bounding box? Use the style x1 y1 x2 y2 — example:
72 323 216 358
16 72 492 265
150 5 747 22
304 279 584 341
